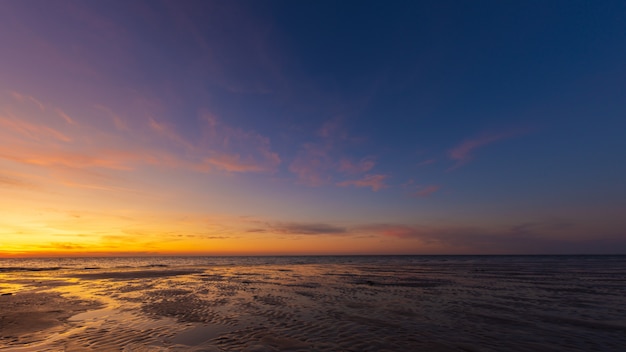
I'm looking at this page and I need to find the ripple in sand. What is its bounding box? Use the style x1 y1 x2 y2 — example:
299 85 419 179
171 324 233 346
0 291 102 345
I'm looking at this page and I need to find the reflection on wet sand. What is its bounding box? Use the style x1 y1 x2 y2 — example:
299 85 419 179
1 256 625 351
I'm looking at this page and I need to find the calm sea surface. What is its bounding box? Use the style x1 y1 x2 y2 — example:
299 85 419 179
3 254 625 271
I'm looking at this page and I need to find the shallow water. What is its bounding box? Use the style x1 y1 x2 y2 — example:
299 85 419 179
1 255 625 351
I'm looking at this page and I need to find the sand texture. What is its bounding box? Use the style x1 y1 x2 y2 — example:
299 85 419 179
1 256 625 351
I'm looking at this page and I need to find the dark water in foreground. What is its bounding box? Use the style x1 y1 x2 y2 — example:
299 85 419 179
1 255 625 351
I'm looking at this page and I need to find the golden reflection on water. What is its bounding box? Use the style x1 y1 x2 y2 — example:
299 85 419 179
1 257 626 351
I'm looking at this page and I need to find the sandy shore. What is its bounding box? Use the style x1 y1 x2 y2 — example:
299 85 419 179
1 259 625 351
0 291 102 345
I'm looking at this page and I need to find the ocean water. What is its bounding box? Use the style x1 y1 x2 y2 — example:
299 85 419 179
1 255 625 351
3 254 624 271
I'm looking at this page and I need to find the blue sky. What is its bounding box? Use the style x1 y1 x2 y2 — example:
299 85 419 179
0 0 625 255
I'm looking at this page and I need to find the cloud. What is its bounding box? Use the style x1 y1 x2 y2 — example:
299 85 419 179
269 222 348 235
47 242 88 250
148 117 193 150
290 118 375 186
201 152 277 173
289 143 333 186
0 114 71 142
1 94 280 184
0 144 153 171
354 224 489 251
374 225 422 239
0 173 38 190
95 104 129 131
239 219 350 236
337 174 389 191
9 91 76 126
9 91 45 111
318 118 343 138
198 112 281 173
508 220 573 236
355 220 626 254
338 157 375 174
49 166 141 192
55 109 76 125
414 185 440 197
448 130 527 169
416 159 436 167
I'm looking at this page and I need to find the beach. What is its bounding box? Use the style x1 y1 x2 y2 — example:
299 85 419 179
1 256 625 351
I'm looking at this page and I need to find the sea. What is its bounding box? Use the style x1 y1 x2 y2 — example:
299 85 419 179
1 255 625 351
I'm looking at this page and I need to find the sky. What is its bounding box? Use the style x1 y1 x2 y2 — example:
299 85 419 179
1 0 625 256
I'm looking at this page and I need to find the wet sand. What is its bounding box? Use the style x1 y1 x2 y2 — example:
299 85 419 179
1 257 625 351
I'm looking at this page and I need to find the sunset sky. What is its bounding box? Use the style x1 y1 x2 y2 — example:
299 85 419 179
1 0 625 256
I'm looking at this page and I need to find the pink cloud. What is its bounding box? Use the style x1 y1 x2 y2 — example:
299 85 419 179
201 152 278 173
356 220 616 254
0 90 286 207
9 91 45 111
198 112 281 173
337 174 389 191
338 157 375 174
416 158 436 167
415 185 440 197
379 225 421 239
55 109 76 125
0 144 156 171
95 105 128 131
448 130 527 169
354 224 429 241
0 114 71 142
318 118 342 138
289 143 332 186
0 171 39 190
148 117 193 150
359 223 478 246
290 118 374 186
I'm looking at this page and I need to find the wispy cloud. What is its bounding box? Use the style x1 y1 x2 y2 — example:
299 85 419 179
0 145 153 171
201 152 277 173
337 174 389 191
0 114 71 142
199 112 281 173
338 157 375 174
289 143 333 186
448 130 527 170
9 91 77 126
508 220 573 236
95 104 129 131
414 185 440 197
0 92 282 197
55 109 76 125
9 91 45 111
318 117 344 138
0 172 38 190
354 220 619 254
416 158 436 167
148 117 193 150
290 118 378 187
47 242 88 250
371 225 422 239
269 222 348 235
